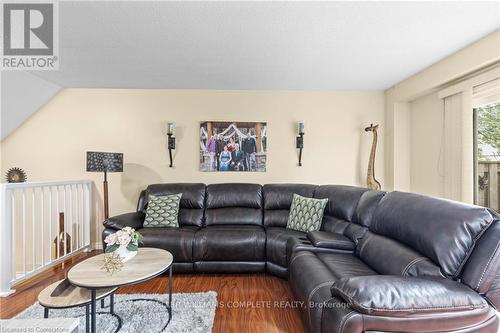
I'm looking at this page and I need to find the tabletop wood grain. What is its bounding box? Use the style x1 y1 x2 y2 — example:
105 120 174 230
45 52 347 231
68 248 173 288
38 279 116 308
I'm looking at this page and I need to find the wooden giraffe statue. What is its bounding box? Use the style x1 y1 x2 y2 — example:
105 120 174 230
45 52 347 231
364 123 381 190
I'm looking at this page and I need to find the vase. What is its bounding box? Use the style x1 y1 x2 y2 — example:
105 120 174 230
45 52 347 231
115 242 138 262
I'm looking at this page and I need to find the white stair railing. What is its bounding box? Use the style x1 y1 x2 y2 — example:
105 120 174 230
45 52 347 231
0 180 92 296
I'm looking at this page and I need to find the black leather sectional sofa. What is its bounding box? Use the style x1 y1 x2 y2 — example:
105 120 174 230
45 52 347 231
103 183 500 333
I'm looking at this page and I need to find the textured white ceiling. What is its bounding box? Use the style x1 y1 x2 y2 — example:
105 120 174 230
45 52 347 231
32 1 500 90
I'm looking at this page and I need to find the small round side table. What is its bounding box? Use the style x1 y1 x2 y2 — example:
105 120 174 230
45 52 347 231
38 279 118 333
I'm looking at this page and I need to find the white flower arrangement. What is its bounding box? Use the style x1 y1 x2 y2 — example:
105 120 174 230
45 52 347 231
104 226 143 254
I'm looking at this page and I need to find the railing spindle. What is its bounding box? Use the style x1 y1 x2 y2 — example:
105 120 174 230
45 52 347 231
40 188 45 266
84 184 90 247
48 187 53 262
68 185 73 253
0 186 14 296
22 190 26 276
63 185 67 256
77 184 81 249
11 192 16 281
31 190 36 272
56 186 60 259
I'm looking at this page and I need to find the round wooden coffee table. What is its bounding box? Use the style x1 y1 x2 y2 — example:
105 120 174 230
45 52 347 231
68 248 173 333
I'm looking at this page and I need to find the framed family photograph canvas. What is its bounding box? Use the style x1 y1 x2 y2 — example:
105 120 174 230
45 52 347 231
200 121 267 172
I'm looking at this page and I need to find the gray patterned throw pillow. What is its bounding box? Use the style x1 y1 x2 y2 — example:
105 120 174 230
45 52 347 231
143 193 182 228
286 194 328 232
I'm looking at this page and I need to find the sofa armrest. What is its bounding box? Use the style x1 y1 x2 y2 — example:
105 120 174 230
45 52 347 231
307 231 355 250
331 275 487 316
103 212 145 230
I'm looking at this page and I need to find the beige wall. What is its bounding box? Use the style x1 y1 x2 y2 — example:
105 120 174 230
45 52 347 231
385 30 500 194
409 92 445 197
1 89 384 246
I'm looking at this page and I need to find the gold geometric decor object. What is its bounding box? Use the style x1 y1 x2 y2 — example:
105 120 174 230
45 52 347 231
101 252 124 275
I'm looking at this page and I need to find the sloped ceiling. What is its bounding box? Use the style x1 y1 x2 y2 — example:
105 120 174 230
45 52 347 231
1 72 61 140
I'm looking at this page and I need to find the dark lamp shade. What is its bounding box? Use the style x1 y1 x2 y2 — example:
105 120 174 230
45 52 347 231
86 151 123 172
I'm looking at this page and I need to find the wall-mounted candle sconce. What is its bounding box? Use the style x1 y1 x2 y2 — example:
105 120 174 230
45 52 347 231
167 122 176 167
296 121 305 166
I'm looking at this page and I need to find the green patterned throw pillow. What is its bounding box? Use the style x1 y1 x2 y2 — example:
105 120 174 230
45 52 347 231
143 193 182 228
286 194 328 232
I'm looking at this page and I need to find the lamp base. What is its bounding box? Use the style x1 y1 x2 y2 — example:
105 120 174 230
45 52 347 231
103 171 109 219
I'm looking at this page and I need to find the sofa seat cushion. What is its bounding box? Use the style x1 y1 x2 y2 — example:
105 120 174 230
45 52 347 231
266 227 306 267
289 251 339 333
289 251 399 333
289 250 373 333
331 275 488 316
138 226 197 262
194 225 266 261
321 296 498 333
317 253 377 280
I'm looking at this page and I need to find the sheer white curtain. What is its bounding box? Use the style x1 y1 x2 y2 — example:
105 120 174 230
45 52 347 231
439 67 500 203
442 91 473 202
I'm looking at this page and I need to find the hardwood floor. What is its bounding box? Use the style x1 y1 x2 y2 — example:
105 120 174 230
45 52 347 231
0 251 307 333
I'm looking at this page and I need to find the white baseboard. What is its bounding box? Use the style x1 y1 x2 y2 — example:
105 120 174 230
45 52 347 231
92 242 103 250
0 289 16 297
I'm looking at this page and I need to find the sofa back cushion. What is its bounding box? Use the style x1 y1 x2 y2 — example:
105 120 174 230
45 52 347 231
313 185 369 232
205 183 263 226
357 232 442 277
371 191 495 278
263 184 317 227
354 190 386 227
461 219 500 308
139 183 206 227
342 190 387 244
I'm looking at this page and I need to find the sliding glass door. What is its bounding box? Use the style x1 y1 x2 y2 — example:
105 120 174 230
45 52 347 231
474 102 500 211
